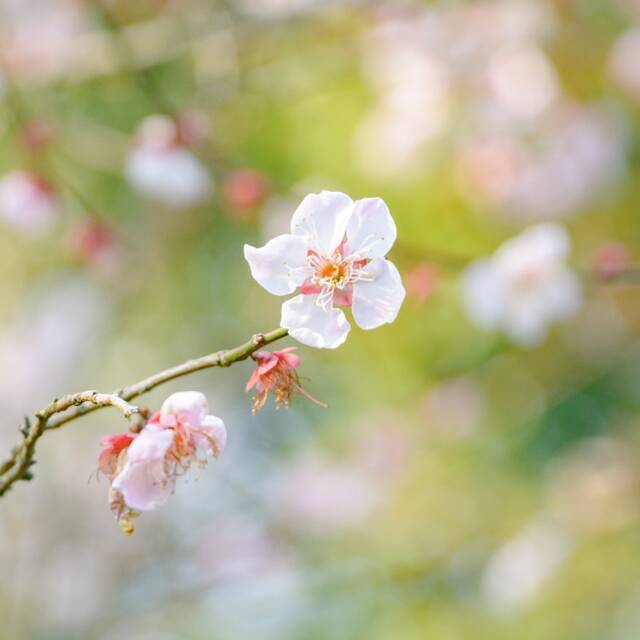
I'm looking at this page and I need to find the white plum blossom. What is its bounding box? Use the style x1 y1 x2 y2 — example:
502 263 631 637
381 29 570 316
244 191 405 349
461 224 581 346
0 171 59 233
125 114 212 207
105 391 226 532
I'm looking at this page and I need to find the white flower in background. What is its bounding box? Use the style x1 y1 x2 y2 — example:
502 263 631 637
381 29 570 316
244 191 405 349
609 28 640 101
354 23 451 178
461 224 581 346
0 1 81 83
125 114 212 207
0 170 59 233
482 521 572 613
107 391 226 532
485 45 559 121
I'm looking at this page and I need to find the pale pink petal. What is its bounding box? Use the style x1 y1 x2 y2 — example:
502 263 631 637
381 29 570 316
112 458 174 511
281 294 351 349
352 258 405 330
126 426 174 464
346 197 396 260
290 191 354 255
244 234 310 296
279 351 300 369
111 426 175 510
197 415 227 458
160 391 209 427
333 285 353 307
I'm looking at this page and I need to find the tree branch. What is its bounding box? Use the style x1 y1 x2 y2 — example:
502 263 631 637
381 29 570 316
0 327 288 498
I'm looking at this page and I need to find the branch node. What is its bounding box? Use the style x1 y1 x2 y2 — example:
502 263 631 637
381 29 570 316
252 333 266 346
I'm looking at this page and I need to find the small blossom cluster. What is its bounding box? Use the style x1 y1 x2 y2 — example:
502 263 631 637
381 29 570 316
99 392 226 534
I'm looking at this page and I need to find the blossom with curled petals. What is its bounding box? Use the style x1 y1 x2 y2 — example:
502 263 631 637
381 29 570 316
244 191 405 348
102 391 226 534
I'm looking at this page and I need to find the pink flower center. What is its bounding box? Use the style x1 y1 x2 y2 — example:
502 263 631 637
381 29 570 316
306 246 371 310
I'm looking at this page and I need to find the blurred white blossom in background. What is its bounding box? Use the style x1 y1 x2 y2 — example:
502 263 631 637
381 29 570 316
126 115 212 208
461 224 581 345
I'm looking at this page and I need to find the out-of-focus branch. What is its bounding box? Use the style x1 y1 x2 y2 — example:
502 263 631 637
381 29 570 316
0 327 288 498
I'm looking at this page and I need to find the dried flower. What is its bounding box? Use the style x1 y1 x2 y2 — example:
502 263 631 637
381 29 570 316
246 348 326 414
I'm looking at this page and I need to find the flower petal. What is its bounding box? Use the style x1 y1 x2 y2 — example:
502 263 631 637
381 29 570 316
352 259 406 329
160 391 209 427
112 458 174 511
281 294 351 349
197 415 227 458
244 234 310 296
126 426 174 464
290 191 354 255
346 197 397 259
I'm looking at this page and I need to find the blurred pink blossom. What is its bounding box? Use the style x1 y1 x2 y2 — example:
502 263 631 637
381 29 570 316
609 28 640 101
406 262 440 303
0 171 60 233
246 347 325 414
223 169 270 217
593 241 631 281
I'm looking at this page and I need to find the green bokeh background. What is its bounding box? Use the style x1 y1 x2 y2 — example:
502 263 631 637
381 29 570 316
1 1 640 639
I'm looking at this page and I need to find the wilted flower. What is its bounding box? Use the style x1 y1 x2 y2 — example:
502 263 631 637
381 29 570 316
125 114 212 207
461 224 581 346
246 347 325 413
244 191 405 348
101 391 226 533
0 171 59 233
21 119 54 152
